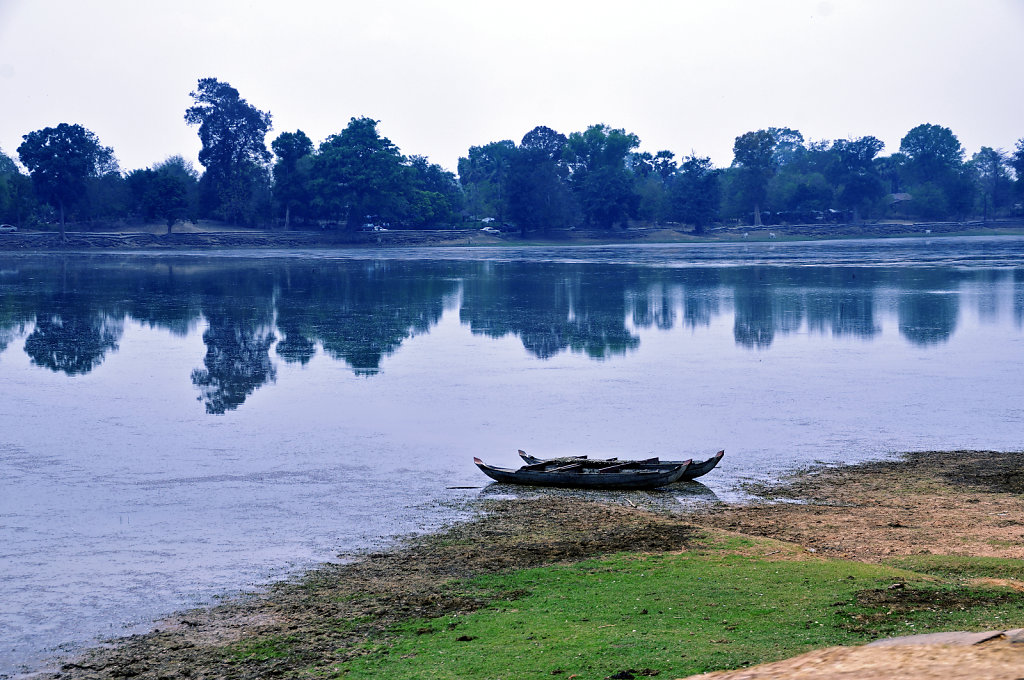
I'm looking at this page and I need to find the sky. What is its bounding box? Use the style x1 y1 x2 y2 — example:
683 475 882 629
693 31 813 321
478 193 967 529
2 0 1023 174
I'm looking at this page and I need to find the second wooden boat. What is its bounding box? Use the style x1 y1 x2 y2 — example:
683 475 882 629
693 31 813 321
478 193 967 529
517 449 724 481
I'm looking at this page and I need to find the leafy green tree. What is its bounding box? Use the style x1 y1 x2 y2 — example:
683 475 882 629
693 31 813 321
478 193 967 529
829 136 886 222
1011 138 1024 192
629 151 656 178
634 174 671 224
0 149 16 175
16 123 116 240
458 140 516 223
311 117 405 230
126 157 199 232
760 140 832 223
184 77 272 225
631 150 676 225
271 130 313 229
1011 139 1024 204
899 123 964 184
874 153 908 194
81 171 130 226
0 148 35 227
565 124 640 229
768 170 833 222
898 123 974 219
970 147 1012 223
652 150 677 182
769 127 805 167
126 168 158 220
670 155 720 233
152 156 199 233
730 129 777 226
906 182 949 219
402 155 462 227
507 126 575 233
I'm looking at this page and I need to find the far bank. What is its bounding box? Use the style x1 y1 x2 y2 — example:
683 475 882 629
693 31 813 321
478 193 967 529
3 219 1024 251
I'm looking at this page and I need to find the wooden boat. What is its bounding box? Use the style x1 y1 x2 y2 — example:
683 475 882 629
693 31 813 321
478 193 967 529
473 457 692 490
517 449 724 481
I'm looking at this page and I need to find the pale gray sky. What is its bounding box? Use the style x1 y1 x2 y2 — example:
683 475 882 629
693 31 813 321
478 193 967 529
2 0 1022 173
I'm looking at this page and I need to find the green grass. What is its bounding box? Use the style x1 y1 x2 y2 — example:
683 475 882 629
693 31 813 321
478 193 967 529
886 555 1024 581
326 537 1024 679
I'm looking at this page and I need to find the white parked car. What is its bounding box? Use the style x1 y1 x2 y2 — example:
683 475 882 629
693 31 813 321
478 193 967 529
480 226 500 234
0 224 17 233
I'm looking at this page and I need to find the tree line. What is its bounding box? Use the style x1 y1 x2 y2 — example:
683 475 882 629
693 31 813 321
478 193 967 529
3 77 1024 239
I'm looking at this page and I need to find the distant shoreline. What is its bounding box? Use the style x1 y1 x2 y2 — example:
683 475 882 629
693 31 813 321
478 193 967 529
1 220 1023 251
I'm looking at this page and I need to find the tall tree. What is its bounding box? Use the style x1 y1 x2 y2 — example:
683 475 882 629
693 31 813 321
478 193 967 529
730 129 777 226
873 153 908 194
184 77 272 225
458 140 516 223
17 123 116 240
899 124 971 219
126 157 199 232
652 150 677 182
0 148 17 175
830 136 886 222
899 123 964 184
507 126 575 234
970 147 1011 223
565 124 640 229
271 130 313 229
670 154 720 233
631 150 676 224
0 148 35 227
402 155 462 227
1008 138 1024 205
768 127 806 167
311 117 405 230
152 156 199 233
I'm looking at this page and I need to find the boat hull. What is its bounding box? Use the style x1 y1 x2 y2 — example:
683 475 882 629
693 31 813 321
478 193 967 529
474 458 690 489
517 450 724 481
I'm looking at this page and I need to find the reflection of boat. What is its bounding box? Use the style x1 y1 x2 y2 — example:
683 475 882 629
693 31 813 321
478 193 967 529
473 457 692 490
517 449 724 481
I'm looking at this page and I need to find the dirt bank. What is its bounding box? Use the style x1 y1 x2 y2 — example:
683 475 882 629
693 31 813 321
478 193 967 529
32 450 1024 680
696 450 1024 563
677 450 1024 679
3 220 1023 251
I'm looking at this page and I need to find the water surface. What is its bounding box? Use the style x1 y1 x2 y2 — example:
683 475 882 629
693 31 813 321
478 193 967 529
2 236 1023 675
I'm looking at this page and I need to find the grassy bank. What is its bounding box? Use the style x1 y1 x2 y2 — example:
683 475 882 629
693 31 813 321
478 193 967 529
327 536 1024 679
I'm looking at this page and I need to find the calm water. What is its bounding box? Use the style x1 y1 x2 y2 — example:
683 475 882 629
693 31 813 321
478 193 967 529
2 237 1024 675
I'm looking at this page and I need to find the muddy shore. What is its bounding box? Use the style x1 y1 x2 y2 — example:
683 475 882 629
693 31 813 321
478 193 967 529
25 449 1024 680
2 220 1023 251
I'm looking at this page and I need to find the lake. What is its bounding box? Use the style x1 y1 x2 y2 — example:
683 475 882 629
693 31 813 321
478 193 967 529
2 236 1023 675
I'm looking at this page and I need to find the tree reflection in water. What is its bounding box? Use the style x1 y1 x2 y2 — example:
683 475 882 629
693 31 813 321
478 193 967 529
275 329 316 366
1015 269 1024 328
0 255 1019 412
191 322 277 414
275 261 457 375
896 270 960 346
24 309 123 375
461 263 640 359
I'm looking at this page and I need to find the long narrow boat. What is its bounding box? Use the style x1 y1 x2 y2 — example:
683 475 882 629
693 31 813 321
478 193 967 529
473 457 692 490
517 449 724 481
